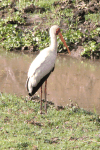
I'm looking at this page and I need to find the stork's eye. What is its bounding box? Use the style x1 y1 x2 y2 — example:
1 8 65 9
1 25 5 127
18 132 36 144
56 28 60 35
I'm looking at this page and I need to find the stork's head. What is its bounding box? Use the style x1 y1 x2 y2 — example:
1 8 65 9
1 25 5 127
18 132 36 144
50 25 71 55
50 25 60 37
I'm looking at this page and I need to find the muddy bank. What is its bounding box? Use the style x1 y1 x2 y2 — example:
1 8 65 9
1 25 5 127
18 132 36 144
0 0 100 58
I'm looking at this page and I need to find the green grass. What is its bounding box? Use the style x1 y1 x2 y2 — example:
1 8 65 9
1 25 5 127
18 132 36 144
85 13 100 24
0 93 100 149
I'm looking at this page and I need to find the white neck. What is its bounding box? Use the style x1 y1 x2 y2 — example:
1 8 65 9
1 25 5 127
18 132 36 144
50 34 57 51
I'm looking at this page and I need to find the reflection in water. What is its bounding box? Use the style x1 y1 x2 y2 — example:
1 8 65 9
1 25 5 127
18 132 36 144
0 51 100 114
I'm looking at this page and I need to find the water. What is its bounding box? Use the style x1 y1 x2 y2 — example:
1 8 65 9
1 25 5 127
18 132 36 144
0 50 100 114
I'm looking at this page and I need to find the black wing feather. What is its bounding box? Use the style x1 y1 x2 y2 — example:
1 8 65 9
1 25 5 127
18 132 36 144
27 67 55 96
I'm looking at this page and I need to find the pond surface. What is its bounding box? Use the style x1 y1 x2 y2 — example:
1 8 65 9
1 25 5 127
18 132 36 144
0 50 100 114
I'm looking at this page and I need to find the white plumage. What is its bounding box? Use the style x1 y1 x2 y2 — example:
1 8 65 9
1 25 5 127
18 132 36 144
27 47 57 94
26 25 70 113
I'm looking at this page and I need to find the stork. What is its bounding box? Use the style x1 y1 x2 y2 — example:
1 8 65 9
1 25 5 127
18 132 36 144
26 25 71 114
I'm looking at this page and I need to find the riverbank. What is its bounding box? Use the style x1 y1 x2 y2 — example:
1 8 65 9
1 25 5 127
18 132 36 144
0 93 100 149
0 0 100 58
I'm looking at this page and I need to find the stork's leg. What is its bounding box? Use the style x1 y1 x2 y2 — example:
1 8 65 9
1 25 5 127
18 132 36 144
40 85 42 114
45 80 47 113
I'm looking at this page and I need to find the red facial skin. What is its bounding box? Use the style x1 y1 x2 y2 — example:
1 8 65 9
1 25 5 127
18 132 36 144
56 28 71 55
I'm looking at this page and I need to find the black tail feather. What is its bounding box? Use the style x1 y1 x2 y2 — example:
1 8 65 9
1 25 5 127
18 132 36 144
30 72 51 96
27 67 55 96
26 77 30 92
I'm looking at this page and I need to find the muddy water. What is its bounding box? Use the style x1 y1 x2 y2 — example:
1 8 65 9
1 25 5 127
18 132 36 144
0 51 100 114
